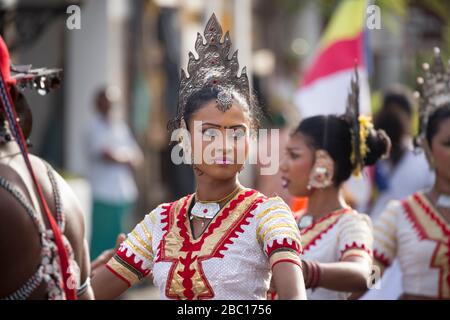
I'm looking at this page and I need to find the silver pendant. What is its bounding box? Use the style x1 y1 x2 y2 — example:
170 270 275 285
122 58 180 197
298 215 314 230
436 194 450 209
191 202 221 219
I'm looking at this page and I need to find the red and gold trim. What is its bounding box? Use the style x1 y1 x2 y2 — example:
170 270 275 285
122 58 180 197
402 192 450 299
106 204 171 287
156 189 266 300
301 208 350 252
340 242 372 261
106 247 151 287
265 238 302 257
373 249 391 267
269 251 302 271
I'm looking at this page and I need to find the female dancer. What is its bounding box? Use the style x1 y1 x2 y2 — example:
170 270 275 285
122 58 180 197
91 14 306 300
372 48 450 299
280 71 391 299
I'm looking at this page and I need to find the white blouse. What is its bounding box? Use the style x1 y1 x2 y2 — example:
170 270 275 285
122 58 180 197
106 189 303 300
299 208 373 300
373 192 450 299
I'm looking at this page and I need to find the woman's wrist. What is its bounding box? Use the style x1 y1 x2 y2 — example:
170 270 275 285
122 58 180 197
303 260 321 289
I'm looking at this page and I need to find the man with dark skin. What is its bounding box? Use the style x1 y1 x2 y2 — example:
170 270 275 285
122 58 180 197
0 86 94 299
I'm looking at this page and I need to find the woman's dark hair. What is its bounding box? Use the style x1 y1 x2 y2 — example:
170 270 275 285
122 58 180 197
374 108 404 166
425 104 450 148
167 85 261 134
294 115 389 186
381 87 414 117
374 87 414 165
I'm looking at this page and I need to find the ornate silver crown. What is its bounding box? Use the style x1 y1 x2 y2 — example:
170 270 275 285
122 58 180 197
415 47 450 136
177 13 250 118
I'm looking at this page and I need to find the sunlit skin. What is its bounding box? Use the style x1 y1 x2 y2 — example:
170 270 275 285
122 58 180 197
92 98 307 300
189 100 249 193
279 132 372 295
0 146 94 299
279 133 315 198
428 117 450 197
0 89 94 300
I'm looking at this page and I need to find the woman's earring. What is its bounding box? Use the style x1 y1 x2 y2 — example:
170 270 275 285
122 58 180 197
308 150 334 189
377 129 391 160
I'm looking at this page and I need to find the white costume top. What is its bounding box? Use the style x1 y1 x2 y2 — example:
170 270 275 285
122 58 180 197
106 189 303 300
373 192 450 299
299 209 373 300
362 151 434 300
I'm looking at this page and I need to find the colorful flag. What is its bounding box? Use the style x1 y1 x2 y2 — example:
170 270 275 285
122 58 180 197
295 0 371 118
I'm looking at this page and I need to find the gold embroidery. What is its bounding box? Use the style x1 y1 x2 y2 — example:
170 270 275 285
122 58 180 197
196 192 259 255
256 204 291 219
405 193 450 298
161 203 186 259
269 251 301 269
149 210 158 225
160 190 263 299
408 194 447 239
264 230 302 245
107 257 140 285
256 212 294 239
191 261 214 298
131 230 152 254
125 238 153 261
260 223 299 242
140 220 153 243
301 211 347 251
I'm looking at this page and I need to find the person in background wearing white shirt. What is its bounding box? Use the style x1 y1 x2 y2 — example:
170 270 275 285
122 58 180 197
88 86 143 260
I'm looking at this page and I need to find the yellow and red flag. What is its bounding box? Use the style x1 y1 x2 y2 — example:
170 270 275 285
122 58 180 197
295 0 371 117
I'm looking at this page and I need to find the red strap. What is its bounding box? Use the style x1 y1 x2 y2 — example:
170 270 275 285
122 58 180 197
0 73 77 300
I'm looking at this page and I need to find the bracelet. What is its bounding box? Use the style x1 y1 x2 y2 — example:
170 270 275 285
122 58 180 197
271 258 303 271
77 277 91 296
303 260 321 289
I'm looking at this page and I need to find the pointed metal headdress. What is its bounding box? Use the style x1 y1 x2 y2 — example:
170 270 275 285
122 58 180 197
177 13 250 119
415 47 450 138
341 67 362 174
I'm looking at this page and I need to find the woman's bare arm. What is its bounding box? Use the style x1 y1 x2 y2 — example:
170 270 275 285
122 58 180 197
272 261 307 300
91 265 130 300
309 256 372 292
